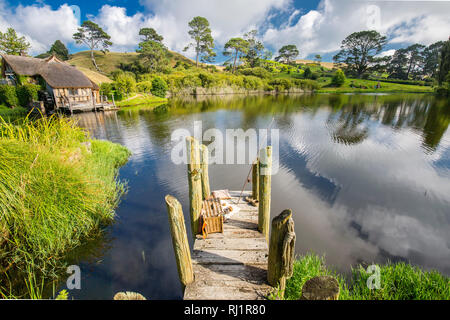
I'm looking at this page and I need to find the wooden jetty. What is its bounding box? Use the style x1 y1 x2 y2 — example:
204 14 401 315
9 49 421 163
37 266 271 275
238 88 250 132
165 137 296 300
184 190 271 300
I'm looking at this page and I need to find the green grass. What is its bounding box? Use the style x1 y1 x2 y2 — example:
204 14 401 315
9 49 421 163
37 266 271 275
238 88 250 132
316 78 434 93
284 253 449 300
0 115 130 298
115 93 167 108
68 50 195 75
0 104 28 122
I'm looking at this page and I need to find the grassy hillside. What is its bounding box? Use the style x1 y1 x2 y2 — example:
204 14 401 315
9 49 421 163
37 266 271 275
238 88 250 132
77 66 113 84
68 50 198 75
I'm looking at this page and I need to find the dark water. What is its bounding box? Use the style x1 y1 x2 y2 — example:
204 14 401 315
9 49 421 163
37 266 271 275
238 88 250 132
68 93 449 299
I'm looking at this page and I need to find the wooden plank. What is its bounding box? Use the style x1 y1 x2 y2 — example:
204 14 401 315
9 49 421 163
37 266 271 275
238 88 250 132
198 229 265 239
185 191 271 300
192 249 268 265
193 264 268 283
184 285 270 300
194 238 268 251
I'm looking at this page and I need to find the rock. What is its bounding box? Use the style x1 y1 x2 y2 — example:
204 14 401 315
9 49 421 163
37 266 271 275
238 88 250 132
113 291 147 300
300 276 340 300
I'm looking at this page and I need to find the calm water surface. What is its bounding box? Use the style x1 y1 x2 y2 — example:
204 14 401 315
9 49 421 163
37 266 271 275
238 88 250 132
69 93 450 299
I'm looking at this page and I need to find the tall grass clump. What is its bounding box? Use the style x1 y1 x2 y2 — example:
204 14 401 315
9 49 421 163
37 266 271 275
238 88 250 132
284 253 449 300
0 115 130 298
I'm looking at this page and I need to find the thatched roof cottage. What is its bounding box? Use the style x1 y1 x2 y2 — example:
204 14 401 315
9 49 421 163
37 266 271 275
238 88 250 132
1 54 101 110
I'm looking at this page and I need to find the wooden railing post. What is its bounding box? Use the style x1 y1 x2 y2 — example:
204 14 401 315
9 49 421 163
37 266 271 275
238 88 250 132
186 136 202 238
252 158 259 201
258 146 272 242
200 144 210 200
268 209 296 297
165 195 194 290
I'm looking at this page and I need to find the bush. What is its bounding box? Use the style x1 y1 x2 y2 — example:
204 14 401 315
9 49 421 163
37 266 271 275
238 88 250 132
16 84 40 107
331 69 346 87
198 72 215 88
137 81 153 93
151 77 168 98
239 67 271 79
0 85 19 107
268 78 292 92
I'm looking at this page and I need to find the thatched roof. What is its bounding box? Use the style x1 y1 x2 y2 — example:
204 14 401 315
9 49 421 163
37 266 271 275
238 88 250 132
1 54 95 89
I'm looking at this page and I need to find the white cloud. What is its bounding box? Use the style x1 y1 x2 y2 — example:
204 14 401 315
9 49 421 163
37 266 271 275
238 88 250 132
138 0 291 56
0 2 78 54
263 0 450 58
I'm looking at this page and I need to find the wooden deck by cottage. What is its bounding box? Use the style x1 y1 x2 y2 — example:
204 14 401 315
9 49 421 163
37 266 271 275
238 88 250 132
184 191 271 300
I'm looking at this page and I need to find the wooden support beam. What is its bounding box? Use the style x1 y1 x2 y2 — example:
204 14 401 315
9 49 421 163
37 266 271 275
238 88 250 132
258 146 272 242
186 136 202 238
200 144 210 200
267 209 295 297
165 195 194 290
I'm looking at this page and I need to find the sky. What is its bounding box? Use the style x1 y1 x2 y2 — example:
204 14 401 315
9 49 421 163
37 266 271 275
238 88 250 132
1 0 449 63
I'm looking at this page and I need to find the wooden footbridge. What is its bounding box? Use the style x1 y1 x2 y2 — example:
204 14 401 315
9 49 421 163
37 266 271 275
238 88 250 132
165 137 296 300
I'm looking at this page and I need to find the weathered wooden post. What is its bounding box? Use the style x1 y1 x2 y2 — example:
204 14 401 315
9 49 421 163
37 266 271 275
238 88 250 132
258 146 272 242
200 144 210 200
268 209 296 298
252 158 259 201
165 195 194 290
186 136 202 238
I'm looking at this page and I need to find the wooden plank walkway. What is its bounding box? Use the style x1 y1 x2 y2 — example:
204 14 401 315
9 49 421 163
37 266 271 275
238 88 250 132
184 191 272 300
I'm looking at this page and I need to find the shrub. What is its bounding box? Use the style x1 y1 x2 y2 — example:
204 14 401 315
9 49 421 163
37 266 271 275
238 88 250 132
198 72 215 88
137 81 153 93
114 73 136 98
269 78 292 92
16 84 40 107
100 82 114 96
239 67 271 79
151 77 168 98
331 69 346 87
0 85 19 107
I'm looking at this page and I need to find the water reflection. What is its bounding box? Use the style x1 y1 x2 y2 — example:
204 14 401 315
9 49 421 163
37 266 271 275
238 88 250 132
71 93 450 299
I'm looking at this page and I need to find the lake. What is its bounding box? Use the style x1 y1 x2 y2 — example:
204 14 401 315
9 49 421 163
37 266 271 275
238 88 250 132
69 93 450 299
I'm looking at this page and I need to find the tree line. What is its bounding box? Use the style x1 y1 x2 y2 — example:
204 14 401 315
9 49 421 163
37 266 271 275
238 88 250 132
0 17 449 87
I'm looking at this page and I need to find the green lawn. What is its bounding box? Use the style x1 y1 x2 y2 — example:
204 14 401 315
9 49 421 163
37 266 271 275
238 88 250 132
317 77 433 93
115 94 167 108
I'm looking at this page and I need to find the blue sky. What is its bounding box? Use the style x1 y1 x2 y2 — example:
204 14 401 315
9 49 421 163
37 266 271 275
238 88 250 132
1 0 449 63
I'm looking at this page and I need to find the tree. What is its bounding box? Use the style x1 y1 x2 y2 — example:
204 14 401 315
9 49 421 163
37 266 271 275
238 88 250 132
113 72 136 98
275 45 299 65
139 28 163 43
242 30 265 68
333 30 387 78
223 37 248 73
151 77 168 98
423 41 445 78
437 38 450 85
73 20 112 71
0 28 30 55
315 54 322 63
49 40 69 60
183 16 216 67
403 44 426 79
331 69 346 86
303 67 312 79
387 48 408 79
136 28 169 73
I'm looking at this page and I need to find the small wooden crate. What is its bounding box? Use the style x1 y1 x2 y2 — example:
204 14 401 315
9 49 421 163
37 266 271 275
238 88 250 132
199 197 224 236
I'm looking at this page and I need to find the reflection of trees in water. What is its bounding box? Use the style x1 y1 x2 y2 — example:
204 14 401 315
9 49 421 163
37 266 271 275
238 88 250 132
325 95 449 149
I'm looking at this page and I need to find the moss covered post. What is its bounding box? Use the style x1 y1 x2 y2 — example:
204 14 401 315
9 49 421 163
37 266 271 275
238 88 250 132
258 146 272 242
186 136 202 238
165 195 194 290
200 144 210 200
268 209 296 298
252 158 259 201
